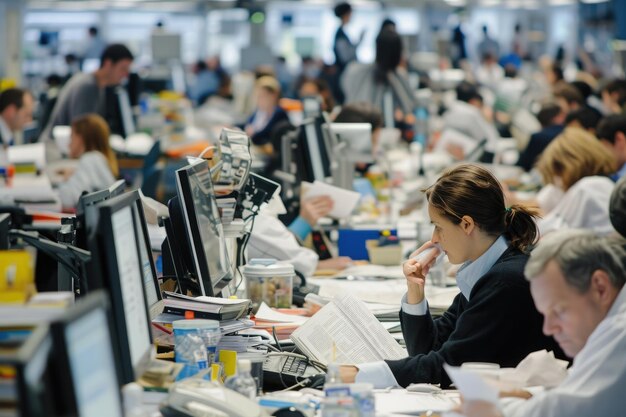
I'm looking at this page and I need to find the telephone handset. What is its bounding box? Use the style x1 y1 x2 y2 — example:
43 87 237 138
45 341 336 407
160 379 269 417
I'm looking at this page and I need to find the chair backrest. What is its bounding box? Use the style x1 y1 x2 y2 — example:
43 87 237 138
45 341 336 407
140 141 162 199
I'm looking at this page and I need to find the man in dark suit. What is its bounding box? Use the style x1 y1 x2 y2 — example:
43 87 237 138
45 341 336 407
0 88 34 148
516 103 564 172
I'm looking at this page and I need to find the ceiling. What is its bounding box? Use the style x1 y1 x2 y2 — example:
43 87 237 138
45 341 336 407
23 0 599 11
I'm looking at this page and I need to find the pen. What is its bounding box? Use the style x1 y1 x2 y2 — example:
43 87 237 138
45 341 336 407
151 322 172 334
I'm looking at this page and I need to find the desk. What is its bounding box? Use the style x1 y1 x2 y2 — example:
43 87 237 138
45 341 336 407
0 174 61 212
375 389 460 416
310 272 459 311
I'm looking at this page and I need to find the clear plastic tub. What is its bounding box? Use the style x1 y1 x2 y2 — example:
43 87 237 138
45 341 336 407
243 259 294 310
173 319 221 379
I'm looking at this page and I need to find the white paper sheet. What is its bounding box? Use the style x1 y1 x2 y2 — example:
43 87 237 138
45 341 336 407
8 143 46 169
443 364 499 403
302 180 361 219
254 302 309 325
375 389 457 415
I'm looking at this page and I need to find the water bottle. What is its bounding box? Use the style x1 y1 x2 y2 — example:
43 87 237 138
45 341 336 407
224 359 257 400
321 364 355 417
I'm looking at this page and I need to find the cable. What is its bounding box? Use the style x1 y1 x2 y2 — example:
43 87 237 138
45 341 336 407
272 326 284 352
198 145 217 159
275 378 312 392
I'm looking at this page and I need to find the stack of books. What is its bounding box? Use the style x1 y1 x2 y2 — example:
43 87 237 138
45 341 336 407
161 291 251 321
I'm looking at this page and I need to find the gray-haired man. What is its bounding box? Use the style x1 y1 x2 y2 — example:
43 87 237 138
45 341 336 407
461 229 626 417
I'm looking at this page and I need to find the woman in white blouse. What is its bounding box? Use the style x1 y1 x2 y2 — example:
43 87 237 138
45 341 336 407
535 127 617 235
57 113 118 209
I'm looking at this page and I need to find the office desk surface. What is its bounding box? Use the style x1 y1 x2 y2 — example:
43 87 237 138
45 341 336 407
310 273 459 310
0 174 61 212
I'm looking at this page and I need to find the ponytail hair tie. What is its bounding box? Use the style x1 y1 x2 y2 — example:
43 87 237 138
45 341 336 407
505 206 512 213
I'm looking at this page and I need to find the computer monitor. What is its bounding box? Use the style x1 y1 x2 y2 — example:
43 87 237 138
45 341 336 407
108 179 126 198
0 213 10 250
104 86 135 138
294 116 332 184
81 58 100 73
131 197 162 319
88 191 153 384
50 292 123 417
328 123 373 155
322 122 373 190
151 33 182 63
75 180 126 284
1 325 57 416
175 159 233 297
302 96 322 119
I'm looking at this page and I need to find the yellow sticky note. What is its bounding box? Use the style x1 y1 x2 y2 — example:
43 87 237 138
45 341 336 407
219 350 237 377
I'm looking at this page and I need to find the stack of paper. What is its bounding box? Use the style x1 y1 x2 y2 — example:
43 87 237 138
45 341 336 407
252 303 308 340
218 329 272 353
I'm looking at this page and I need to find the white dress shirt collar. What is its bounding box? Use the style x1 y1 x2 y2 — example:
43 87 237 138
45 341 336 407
456 235 509 300
0 116 12 147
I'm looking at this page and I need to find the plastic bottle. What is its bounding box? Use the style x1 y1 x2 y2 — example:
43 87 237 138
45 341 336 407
224 359 257 400
321 364 355 417
350 383 375 417
122 383 149 417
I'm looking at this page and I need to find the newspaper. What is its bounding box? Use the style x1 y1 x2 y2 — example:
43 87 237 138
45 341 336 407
290 293 406 365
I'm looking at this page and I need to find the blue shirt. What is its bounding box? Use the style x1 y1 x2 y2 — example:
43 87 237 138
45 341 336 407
357 235 510 388
288 216 312 242
611 162 626 182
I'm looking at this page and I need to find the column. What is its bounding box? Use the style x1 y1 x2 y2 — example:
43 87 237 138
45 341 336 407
0 0 25 84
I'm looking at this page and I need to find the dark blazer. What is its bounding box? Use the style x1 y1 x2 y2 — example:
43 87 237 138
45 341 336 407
246 106 290 146
385 247 565 388
516 125 563 172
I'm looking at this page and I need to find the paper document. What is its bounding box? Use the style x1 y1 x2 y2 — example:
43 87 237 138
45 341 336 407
254 302 309 325
374 389 458 415
443 364 499 403
290 293 406 365
302 180 361 219
8 143 46 169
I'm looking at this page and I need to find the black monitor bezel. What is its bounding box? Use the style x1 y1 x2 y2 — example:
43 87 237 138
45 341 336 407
3 325 55 417
0 213 10 250
175 159 232 297
132 196 161 304
295 116 332 183
49 291 124 417
90 190 153 385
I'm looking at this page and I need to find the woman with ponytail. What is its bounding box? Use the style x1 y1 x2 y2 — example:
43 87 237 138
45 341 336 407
340 164 564 388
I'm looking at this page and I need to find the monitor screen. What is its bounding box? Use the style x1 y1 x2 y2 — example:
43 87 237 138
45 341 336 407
151 33 181 63
132 199 161 318
90 191 153 384
110 205 152 369
65 307 123 417
175 159 232 296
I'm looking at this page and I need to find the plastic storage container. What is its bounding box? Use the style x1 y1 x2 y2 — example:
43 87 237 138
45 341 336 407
173 319 221 379
243 259 294 310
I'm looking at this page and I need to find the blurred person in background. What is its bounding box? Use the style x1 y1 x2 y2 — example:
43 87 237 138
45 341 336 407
0 88 34 149
56 114 118 209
